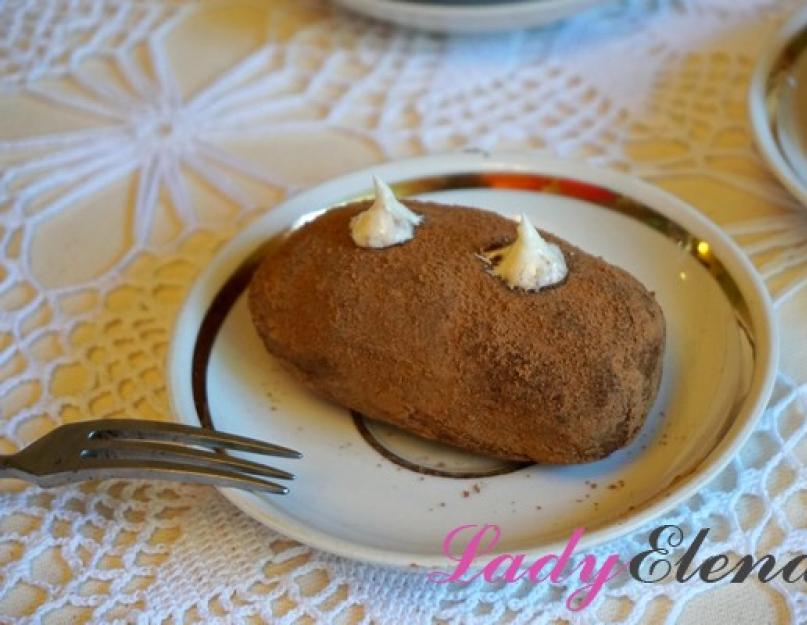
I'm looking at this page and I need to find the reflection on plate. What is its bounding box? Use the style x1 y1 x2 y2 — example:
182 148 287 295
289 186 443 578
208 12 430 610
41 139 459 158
332 0 607 33
749 5 807 207
168 152 776 568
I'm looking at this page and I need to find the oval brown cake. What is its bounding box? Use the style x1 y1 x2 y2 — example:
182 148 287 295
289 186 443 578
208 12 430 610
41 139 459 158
248 200 665 464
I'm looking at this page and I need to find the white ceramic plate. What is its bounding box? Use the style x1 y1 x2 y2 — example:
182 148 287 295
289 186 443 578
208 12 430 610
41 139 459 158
168 152 777 568
749 5 807 207
332 0 605 33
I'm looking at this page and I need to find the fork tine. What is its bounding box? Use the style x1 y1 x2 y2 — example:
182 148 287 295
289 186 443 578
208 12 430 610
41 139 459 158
51 457 290 494
88 420 302 458
83 440 295 480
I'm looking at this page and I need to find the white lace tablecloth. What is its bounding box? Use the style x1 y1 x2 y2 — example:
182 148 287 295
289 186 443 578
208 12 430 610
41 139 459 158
2 0 807 623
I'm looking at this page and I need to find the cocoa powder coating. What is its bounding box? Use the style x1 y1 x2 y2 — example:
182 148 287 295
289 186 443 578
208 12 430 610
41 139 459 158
248 200 665 464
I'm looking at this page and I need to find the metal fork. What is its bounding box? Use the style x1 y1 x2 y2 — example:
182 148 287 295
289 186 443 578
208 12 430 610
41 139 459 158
0 419 301 494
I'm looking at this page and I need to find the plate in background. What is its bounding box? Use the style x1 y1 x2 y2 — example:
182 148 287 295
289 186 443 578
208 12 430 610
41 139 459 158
332 0 606 33
750 5 807 207
168 152 777 568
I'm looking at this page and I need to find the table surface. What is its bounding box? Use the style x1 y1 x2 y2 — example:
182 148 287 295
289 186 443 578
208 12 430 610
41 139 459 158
1 0 807 623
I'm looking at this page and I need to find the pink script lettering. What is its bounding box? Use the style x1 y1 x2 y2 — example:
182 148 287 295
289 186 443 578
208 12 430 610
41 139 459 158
428 524 625 611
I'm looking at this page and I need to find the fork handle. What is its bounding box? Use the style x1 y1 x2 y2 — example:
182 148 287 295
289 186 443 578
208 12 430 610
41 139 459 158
0 455 29 481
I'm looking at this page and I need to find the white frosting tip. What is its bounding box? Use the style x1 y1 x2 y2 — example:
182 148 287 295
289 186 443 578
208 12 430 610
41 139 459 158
350 176 422 249
485 213 568 291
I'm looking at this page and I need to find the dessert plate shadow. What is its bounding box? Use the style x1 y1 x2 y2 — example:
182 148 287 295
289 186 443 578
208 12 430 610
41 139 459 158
168 152 777 569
